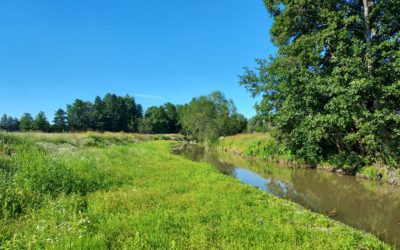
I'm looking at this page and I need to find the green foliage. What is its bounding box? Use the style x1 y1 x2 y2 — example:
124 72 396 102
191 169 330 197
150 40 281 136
67 99 95 131
216 133 293 161
33 111 50 132
0 114 19 132
180 91 247 142
163 102 181 133
93 96 106 131
139 106 169 134
139 103 181 134
0 133 387 249
5 92 242 137
53 108 68 132
359 166 380 180
19 113 34 132
245 137 279 159
0 134 109 220
241 0 400 168
247 115 269 133
66 94 143 132
0 115 6 131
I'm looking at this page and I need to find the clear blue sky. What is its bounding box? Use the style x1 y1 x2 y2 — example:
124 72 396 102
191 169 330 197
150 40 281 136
0 0 275 120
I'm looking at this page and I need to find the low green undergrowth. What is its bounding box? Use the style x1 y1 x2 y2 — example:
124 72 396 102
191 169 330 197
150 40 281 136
0 133 389 249
216 133 293 161
0 135 111 220
216 134 400 184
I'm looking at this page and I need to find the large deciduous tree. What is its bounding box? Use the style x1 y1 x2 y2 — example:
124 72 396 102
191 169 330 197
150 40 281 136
139 106 169 134
19 113 34 132
180 91 247 142
163 102 181 133
34 111 50 132
241 0 400 168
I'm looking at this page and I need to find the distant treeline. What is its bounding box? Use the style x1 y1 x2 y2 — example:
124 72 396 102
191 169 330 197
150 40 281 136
1 91 249 141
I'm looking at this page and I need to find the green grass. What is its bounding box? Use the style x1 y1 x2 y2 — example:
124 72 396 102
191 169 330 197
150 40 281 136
216 133 293 161
0 133 389 249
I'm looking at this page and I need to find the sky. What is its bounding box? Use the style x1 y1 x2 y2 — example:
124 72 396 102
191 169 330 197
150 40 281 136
0 0 276 120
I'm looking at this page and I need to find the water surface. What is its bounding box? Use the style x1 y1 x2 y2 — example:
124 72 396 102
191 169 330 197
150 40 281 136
175 144 400 247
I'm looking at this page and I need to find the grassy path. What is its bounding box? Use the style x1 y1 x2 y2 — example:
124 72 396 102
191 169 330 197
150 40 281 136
0 134 389 249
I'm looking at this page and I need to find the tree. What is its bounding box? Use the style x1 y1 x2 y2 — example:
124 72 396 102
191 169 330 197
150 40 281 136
163 102 181 133
247 115 268 133
0 115 8 131
19 113 34 132
139 106 169 134
102 94 125 132
241 0 400 168
0 115 17 132
67 99 94 131
7 117 19 132
60 94 144 132
53 109 68 132
180 91 246 142
34 111 50 132
229 113 247 134
138 103 182 134
124 95 142 132
93 96 106 131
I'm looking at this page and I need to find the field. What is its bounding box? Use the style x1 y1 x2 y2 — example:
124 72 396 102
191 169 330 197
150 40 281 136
0 132 388 249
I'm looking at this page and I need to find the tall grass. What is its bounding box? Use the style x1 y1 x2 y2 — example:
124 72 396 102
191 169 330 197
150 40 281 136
216 133 293 161
0 134 110 220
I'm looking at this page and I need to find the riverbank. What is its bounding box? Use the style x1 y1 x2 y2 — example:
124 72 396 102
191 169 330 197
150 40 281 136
215 133 400 185
177 143 400 246
0 133 388 249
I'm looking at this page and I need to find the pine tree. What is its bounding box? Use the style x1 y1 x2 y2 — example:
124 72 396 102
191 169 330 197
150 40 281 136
0 115 8 131
93 96 106 131
53 109 68 132
67 99 94 131
7 117 19 132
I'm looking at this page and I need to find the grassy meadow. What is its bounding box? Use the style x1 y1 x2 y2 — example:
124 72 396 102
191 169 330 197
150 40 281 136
0 132 389 249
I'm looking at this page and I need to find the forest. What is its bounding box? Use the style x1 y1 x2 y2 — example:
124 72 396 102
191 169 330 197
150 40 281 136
0 91 248 141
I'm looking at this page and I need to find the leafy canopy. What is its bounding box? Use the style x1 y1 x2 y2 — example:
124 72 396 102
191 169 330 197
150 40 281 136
180 91 247 142
241 0 400 168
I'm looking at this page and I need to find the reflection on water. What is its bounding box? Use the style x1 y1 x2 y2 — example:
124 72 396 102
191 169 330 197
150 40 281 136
175 144 400 248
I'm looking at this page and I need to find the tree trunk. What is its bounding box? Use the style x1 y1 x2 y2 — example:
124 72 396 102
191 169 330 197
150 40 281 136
363 0 379 111
363 0 375 73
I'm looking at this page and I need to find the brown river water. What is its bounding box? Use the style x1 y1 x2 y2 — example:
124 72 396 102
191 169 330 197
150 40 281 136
174 144 400 248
